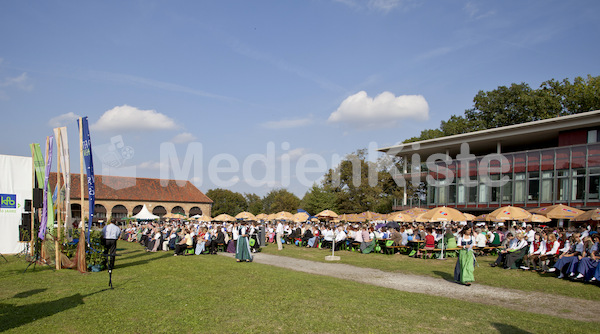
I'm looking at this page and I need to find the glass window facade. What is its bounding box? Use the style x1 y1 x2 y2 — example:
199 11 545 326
421 142 600 208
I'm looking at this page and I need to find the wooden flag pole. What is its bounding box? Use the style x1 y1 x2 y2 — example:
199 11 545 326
55 130 62 270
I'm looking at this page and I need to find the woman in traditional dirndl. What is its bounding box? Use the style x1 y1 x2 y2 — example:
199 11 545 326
235 221 253 262
454 227 475 286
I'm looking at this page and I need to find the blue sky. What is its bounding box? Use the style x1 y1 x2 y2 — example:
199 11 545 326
1 0 599 198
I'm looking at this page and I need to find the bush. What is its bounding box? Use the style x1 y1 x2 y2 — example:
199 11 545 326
61 229 106 271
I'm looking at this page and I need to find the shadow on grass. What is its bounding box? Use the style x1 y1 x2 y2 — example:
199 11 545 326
115 252 173 270
432 270 455 282
0 288 112 332
13 289 47 298
114 249 154 262
116 249 139 256
491 322 532 334
1 293 80 331
3 263 55 277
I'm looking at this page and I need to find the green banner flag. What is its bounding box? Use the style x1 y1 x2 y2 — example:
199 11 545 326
31 143 45 188
30 143 54 236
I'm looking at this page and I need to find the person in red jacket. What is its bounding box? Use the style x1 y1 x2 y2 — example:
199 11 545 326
423 228 436 259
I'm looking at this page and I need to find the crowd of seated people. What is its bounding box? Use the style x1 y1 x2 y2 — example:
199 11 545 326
545 232 600 281
479 223 600 283
120 218 600 283
262 220 506 256
121 221 231 256
120 219 266 257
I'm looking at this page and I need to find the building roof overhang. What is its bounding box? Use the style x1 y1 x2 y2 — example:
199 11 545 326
378 110 600 158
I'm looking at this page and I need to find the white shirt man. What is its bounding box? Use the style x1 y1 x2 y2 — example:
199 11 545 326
526 227 535 243
101 220 121 268
334 228 346 243
334 227 347 250
276 221 284 250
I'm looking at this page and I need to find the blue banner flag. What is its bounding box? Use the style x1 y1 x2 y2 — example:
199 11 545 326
78 117 95 242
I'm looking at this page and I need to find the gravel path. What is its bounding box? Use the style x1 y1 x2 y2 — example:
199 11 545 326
223 252 600 322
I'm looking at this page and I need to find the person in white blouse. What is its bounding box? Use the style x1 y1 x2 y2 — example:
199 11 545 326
334 226 347 251
490 233 515 267
525 225 535 244
322 226 335 249
539 233 560 273
520 232 546 271
232 222 239 243
502 233 529 269
475 228 487 248
276 221 284 250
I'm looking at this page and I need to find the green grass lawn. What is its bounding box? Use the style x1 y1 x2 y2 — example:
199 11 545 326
0 241 597 333
262 242 600 301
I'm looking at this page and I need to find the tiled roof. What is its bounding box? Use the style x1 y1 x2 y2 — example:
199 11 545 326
49 173 212 204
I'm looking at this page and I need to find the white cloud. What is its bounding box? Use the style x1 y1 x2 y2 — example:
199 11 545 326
138 160 167 170
288 148 308 160
217 29 344 93
328 91 429 129
278 148 309 162
48 112 82 127
335 0 414 13
1 72 33 91
464 2 496 20
259 179 280 188
0 72 33 98
262 117 313 129
333 0 360 9
368 0 402 12
92 105 178 131
88 70 238 102
416 46 453 61
171 132 197 144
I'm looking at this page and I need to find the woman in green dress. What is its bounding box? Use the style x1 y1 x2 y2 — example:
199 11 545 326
235 221 253 262
454 227 475 286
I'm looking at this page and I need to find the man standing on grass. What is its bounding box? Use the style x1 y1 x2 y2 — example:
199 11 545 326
102 218 121 269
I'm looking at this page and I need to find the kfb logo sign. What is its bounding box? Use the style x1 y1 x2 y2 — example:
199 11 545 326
0 194 17 209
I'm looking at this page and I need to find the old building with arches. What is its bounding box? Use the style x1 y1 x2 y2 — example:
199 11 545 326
50 173 212 223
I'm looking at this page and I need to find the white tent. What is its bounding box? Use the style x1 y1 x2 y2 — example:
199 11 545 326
133 204 159 220
0 154 32 254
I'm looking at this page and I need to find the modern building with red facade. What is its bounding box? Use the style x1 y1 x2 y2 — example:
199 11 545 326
379 110 600 212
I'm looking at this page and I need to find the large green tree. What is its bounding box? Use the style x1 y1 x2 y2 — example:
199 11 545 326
540 75 600 115
206 188 246 216
244 193 263 215
300 184 337 216
262 189 300 214
320 149 403 214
